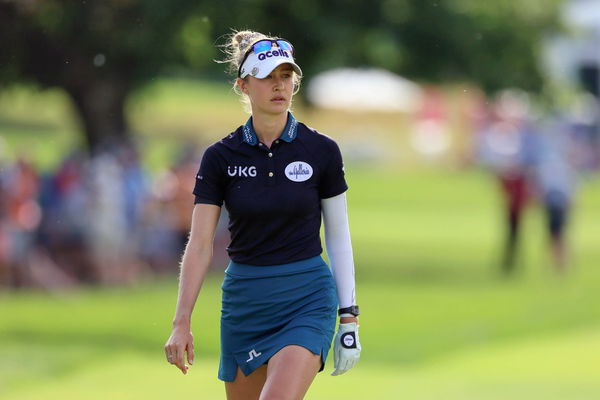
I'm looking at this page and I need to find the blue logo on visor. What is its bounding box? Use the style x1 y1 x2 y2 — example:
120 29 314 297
258 50 290 61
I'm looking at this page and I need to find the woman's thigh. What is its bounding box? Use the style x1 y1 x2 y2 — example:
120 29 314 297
225 365 267 400
260 345 322 400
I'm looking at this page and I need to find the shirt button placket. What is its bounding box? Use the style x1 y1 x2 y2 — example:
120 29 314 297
267 149 276 186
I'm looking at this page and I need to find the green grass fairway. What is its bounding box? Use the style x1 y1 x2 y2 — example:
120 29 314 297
5 319 600 400
2 167 600 399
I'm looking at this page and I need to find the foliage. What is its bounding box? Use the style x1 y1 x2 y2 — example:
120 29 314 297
0 0 198 87
0 0 564 149
0 0 213 149
1 0 563 91
249 0 563 93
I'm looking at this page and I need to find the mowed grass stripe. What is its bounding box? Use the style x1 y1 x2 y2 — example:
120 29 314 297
7 326 600 400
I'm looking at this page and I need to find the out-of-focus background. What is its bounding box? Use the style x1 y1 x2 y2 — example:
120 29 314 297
1 0 599 399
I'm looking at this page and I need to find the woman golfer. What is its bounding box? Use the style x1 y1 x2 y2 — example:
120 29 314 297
164 30 361 400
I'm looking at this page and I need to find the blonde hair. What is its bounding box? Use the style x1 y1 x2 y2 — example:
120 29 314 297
218 29 302 113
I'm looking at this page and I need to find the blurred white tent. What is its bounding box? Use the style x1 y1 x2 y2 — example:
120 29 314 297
564 0 600 31
542 0 600 87
306 68 422 112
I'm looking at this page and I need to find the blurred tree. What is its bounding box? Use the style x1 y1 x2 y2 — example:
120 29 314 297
0 0 563 151
244 0 564 93
0 0 214 151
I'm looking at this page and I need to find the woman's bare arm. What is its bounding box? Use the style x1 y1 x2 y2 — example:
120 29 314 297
165 203 221 374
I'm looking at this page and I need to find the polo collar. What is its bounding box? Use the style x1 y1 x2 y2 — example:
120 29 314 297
242 112 298 146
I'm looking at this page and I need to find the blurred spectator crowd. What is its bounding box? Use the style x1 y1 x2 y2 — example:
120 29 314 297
1 89 598 288
474 91 600 272
0 143 228 289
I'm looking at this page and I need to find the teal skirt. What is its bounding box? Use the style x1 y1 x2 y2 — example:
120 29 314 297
219 255 337 382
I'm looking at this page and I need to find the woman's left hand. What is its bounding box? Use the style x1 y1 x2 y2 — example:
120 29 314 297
331 321 361 376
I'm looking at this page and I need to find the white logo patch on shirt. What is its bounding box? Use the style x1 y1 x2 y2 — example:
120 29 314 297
285 161 313 182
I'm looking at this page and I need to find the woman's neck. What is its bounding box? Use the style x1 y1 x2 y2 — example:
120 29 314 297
252 111 288 148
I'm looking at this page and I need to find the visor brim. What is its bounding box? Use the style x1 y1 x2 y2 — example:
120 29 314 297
252 60 303 79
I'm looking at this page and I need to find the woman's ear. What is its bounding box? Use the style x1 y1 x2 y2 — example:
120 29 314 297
237 78 248 95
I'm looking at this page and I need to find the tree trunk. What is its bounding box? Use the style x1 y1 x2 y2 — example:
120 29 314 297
66 78 131 153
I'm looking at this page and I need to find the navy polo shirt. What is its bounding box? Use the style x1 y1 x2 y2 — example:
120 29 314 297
193 112 348 266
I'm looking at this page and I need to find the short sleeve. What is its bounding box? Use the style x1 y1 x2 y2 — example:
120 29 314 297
318 139 348 199
193 146 225 206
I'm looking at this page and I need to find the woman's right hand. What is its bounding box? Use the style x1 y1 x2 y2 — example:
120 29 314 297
164 204 221 375
164 325 194 374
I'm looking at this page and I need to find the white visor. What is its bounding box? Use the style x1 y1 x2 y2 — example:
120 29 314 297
239 48 302 79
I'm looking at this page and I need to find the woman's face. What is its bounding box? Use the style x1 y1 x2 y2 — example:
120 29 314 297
237 64 295 116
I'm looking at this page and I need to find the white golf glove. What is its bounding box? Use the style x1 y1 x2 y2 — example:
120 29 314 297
331 322 361 376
